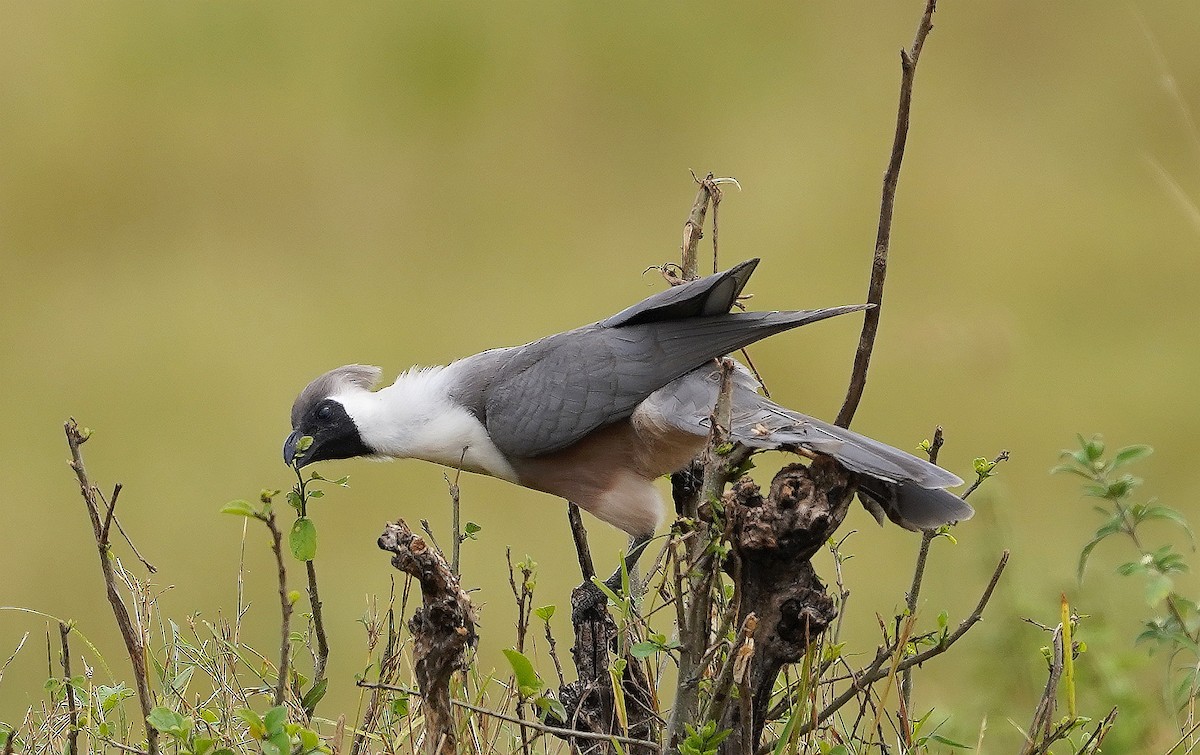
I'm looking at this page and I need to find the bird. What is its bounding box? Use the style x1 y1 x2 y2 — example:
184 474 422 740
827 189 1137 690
283 259 972 581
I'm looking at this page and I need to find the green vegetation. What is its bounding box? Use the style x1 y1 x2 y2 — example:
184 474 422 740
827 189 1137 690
5 426 1197 753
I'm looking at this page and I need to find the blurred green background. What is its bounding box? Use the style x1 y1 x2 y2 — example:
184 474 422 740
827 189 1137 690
2 1 1199 749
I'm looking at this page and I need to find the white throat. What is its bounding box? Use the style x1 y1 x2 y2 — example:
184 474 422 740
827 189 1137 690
334 366 518 483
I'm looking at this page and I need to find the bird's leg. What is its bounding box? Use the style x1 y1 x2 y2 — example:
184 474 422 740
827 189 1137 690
602 533 654 593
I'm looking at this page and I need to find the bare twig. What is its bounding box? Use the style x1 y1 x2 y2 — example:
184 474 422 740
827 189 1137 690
900 425 944 712
261 511 293 706
567 503 596 581
668 358 737 748
64 420 158 755
305 559 329 692
1162 715 1200 755
447 468 463 577
682 173 716 279
357 680 660 749
100 738 149 755
58 623 79 755
836 0 939 429
794 550 1009 737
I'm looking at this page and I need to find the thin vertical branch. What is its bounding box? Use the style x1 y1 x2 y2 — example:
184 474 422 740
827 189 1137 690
682 173 716 280
900 425 943 710
567 504 596 581
289 467 330 696
668 358 737 749
264 511 293 706
447 472 463 577
305 561 329 688
64 420 158 755
836 0 939 429
59 623 79 755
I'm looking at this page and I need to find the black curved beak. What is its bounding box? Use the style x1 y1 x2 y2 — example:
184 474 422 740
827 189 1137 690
283 430 307 467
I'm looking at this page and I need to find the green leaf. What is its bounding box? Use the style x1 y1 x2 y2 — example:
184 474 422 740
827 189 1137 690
1111 444 1153 468
534 694 567 724
1146 573 1174 606
263 705 287 735
929 733 973 749
146 707 190 738
295 435 314 454
299 727 320 751
390 694 410 718
262 732 289 755
301 677 328 715
286 490 304 512
1138 505 1195 546
502 648 543 698
235 709 265 739
220 500 257 518
290 517 318 561
630 641 659 659
192 736 215 755
533 605 556 622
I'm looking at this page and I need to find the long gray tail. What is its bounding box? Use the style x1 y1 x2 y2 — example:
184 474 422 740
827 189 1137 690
728 389 974 531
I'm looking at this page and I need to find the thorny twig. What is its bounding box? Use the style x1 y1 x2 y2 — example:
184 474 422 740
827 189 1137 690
836 0 939 429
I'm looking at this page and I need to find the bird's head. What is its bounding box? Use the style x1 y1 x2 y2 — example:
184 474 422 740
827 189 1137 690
284 364 383 468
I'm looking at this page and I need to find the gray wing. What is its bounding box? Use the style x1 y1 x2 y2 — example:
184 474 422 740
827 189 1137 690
483 307 864 459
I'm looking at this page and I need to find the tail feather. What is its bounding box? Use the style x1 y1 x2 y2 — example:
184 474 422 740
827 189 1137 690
857 477 975 532
728 390 972 530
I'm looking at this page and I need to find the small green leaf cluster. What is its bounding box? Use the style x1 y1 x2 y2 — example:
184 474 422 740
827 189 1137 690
1056 434 1200 709
502 648 566 724
630 632 681 659
679 720 731 755
908 709 973 751
234 706 328 755
148 704 328 755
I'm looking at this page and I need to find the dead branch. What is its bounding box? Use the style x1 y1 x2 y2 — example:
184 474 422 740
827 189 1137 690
718 460 856 754
558 581 657 755
836 0 939 429
64 419 158 755
377 519 477 755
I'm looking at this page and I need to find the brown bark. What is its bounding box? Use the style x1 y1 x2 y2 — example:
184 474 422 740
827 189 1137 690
558 582 656 755
377 520 477 755
717 459 856 754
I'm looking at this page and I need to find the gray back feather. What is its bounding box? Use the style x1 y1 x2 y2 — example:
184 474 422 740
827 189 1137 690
483 305 865 459
291 364 382 425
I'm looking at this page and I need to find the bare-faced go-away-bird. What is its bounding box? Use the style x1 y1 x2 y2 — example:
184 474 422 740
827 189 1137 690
283 259 972 583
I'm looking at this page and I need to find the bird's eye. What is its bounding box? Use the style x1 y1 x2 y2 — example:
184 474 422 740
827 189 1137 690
316 403 334 422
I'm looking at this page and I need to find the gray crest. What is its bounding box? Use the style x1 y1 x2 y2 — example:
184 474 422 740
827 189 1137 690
290 364 382 425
